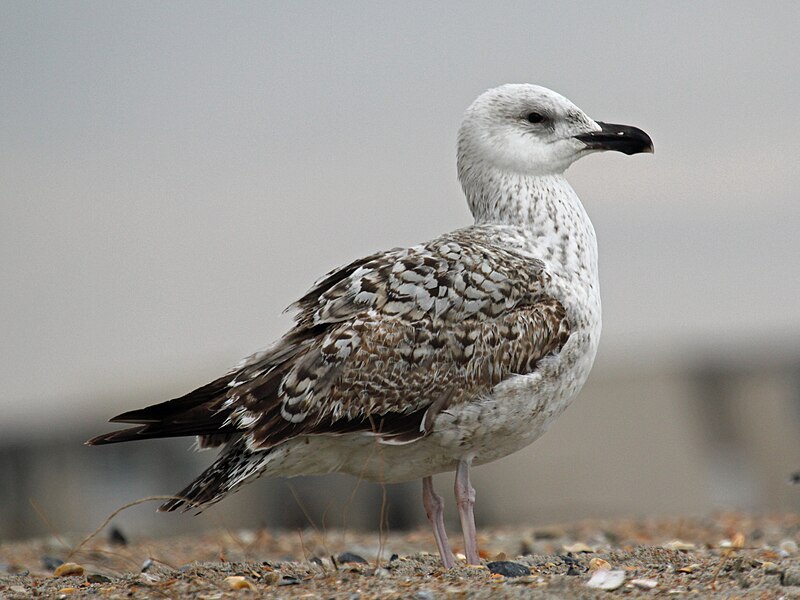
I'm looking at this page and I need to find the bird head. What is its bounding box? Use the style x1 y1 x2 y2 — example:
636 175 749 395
457 84 653 179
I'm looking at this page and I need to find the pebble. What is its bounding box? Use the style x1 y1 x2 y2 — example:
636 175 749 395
631 578 658 589
57 587 77 595
586 569 626 591
662 540 695 551
486 561 530 577
87 573 112 584
676 563 700 574
337 552 368 564
762 561 781 574
53 562 85 577
779 539 798 556
588 557 611 571
225 576 256 591
563 542 593 553
781 567 800 586
560 554 585 576
139 572 160 584
262 571 280 585
415 591 435 600
140 558 153 572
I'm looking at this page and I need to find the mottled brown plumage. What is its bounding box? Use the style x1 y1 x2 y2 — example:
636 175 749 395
90 225 569 454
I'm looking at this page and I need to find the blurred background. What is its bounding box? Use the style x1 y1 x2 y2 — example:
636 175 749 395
1 1 799 541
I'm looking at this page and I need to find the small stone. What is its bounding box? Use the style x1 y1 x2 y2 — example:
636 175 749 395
563 542 594 553
278 576 301 586
762 561 781 574
87 573 112 584
53 562 85 577
586 569 626 591
57 588 77 595
415 591 435 600
588 558 611 571
506 575 537 584
262 571 280 585
373 567 390 577
560 553 585 576
631 578 658 589
486 561 530 577
781 567 800 586
676 564 700 574
141 558 153 572
662 540 695 551
779 539 798 555
10 586 27 594
337 552 368 564
225 576 256 591
139 572 160 584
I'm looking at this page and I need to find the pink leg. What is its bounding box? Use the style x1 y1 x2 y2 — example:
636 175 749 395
454 458 480 565
422 476 455 569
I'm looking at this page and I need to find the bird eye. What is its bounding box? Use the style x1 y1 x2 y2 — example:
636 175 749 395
525 112 545 124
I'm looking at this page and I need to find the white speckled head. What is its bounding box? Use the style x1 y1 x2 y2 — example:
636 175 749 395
457 84 600 179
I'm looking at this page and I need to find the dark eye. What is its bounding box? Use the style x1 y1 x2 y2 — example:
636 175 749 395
525 112 545 124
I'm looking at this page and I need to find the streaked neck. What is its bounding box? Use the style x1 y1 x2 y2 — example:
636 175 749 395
461 167 581 228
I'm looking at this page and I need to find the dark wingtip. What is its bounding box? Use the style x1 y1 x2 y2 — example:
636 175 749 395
110 408 161 424
158 496 204 514
85 425 149 446
157 499 181 512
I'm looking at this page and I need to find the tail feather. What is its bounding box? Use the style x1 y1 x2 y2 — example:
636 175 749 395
85 374 238 446
159 442 268 512
109 375 233 424
85 420 237 445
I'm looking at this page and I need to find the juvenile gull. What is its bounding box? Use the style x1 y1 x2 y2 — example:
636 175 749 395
88 84 652 568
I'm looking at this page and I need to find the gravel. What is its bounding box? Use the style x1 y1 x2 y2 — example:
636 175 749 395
1 513 799 598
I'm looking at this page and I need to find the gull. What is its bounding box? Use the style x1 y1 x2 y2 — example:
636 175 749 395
87 84 652 568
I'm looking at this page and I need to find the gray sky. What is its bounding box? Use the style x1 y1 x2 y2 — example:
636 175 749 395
2 1 799 435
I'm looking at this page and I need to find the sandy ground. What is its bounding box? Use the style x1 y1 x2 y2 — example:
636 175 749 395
2 513 800 598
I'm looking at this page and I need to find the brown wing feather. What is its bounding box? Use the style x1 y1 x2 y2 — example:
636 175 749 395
87 225 570 451
228 225 570 448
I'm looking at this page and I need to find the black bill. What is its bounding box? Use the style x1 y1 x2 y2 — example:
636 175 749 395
574 122 654 155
